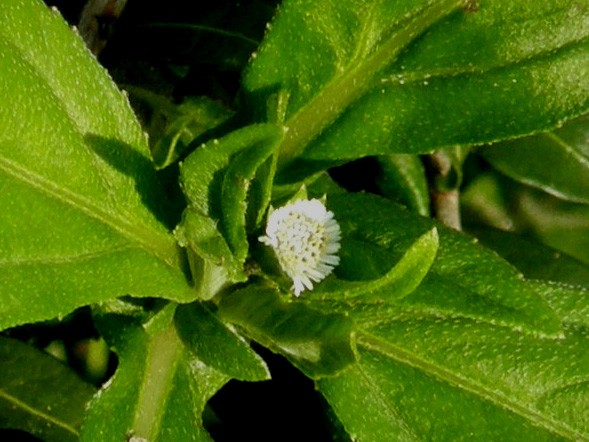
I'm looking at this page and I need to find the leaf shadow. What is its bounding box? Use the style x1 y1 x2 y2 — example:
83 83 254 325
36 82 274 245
84 134 180 230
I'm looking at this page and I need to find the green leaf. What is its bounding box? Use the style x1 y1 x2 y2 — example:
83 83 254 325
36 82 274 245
180 124 282 217
177 124 282 297
462 171 589 266
175 208 246 300
81 305 229 442
467 226 589 289
309 195 589 440
175 302 270 381
482 114 589 204
317 277 589 441
319 324 589 441
307 228 438 302
375 154 430 216
0 0 194 330
179 123 282 254
311 193 561 336
149 96 234 170
0 337 96 442
219 284 356 379
244 0 589 178
220 132 280 262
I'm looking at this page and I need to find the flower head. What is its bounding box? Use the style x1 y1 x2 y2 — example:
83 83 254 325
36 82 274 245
259 198 341 296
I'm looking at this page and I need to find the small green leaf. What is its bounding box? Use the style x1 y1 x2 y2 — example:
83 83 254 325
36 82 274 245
175 208 245 300
81 305 228 442
220 132 281 262
482 114 589 204
308 228 438 302
244 0 589 179
0 0 194 330
180 123 282 217
0 337 96 442
178 124 282 295
175 302 270 381
375 154 430 216
219 284 356 379
462 171 589 266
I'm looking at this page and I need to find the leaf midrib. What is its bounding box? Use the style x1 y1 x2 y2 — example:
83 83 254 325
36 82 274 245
0 389 79 438
0 155 182 269
277 0 464 166
357 331 588 441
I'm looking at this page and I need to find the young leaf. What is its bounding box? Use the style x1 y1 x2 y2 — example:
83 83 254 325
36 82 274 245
244 0 589 178
307 228 439 302
180 124 282 218
148 96 235 170
0 0 194 330
81 305 229 442
482 114 589 204
175 302 270 381
0 337 96 442
219 284 356 379
177 124 282 297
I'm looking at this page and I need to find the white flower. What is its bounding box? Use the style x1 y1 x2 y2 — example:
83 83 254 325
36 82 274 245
259 198 341 296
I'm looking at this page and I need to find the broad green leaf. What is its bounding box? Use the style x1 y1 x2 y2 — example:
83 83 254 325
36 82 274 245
244 0 589 179
319 325 589 441
309 193 561 336
81 305 229 442
375 154 430 216
0 0 194 330
482 114 589 204
310 196 589 440
175 302 270 381
219 284 356 379
0 337 96 442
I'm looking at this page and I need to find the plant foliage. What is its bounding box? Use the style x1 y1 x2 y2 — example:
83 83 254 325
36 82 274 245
1 0 589 440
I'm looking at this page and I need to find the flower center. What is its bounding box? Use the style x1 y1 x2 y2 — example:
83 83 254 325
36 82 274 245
274 212 325 275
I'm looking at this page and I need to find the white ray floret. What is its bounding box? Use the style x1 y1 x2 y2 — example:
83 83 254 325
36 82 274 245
259 198 341 296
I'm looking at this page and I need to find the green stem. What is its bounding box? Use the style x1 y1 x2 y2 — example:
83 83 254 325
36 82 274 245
278 0 465 167
132 325 182 440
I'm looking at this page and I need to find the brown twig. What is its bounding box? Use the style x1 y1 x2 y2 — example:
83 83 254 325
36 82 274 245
428 151 462 230
78 0 128 56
